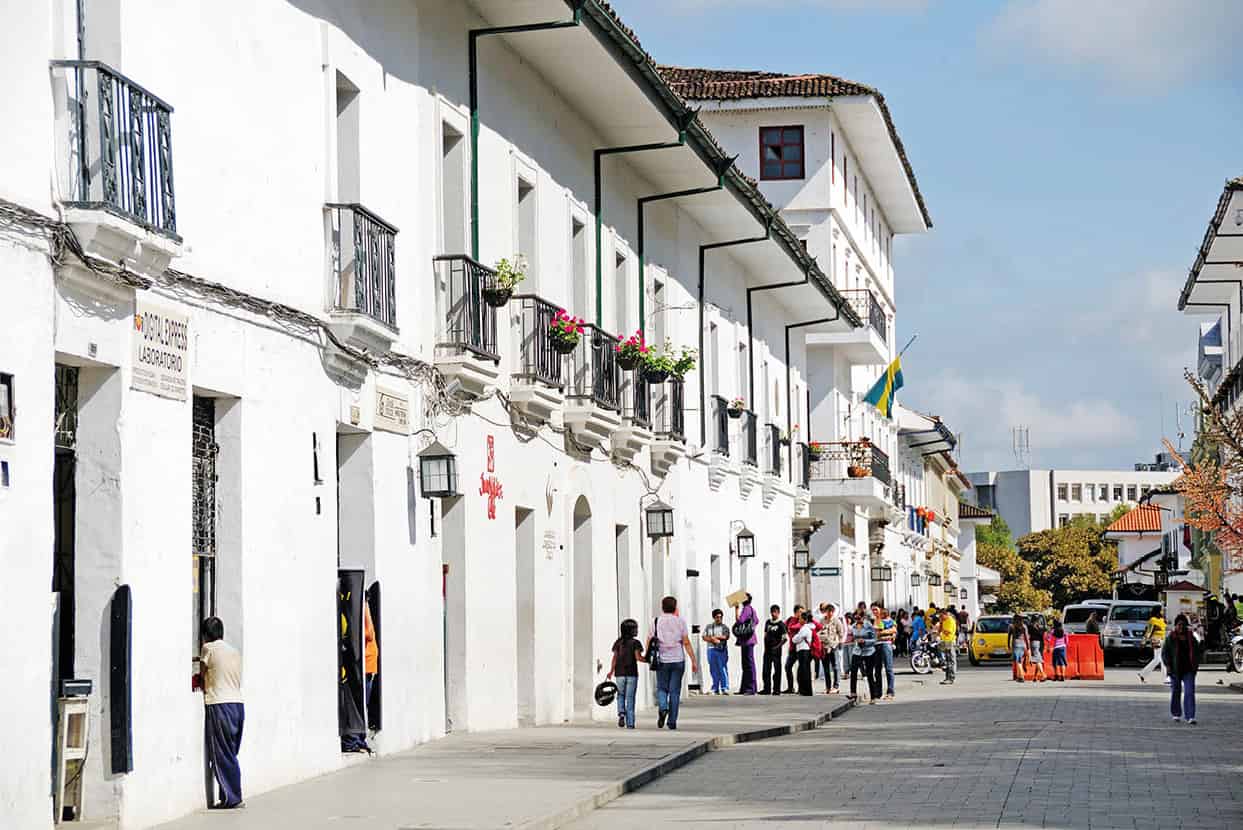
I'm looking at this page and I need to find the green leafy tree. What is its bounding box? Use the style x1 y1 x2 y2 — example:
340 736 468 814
977 541 1051 613
1017 525 1118 609
976 514 1015 551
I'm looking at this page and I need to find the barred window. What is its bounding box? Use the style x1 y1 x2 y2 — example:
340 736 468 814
192 396 218 653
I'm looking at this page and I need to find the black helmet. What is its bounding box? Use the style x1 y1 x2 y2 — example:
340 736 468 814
594 680 618 707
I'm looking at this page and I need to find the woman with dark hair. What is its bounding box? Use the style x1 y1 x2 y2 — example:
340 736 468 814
792 610 816 695
895 609 910 656
195 617 245 809
734 594 759 695
1050 619 1069 681
607 618 645 728
1162 613 1204 724
1008 614 1030 683
651 596 698 730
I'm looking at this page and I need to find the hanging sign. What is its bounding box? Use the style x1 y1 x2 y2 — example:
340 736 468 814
132 299 189 401
374 387 409 434
810 566 840 577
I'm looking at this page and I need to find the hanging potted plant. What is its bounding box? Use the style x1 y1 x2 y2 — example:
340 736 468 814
484 255 526 307
726 396 746 419
671 346 697 379
615 330 646 371
549 309 585 354
639 342 676 384
780 424 799 447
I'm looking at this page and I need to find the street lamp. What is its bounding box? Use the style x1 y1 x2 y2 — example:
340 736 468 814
910 573 922 587
645 500 675 539
927 573 942 587
735 525 756 558
793 539 810 571
870 565 893 582
417 441 458 498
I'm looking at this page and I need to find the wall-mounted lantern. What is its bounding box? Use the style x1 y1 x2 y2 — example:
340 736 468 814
793 539 810 571
735 525 756 558
418 441 458 498
870 565 893 582
927 573 942 587
645 500 675 540
910 573 922 586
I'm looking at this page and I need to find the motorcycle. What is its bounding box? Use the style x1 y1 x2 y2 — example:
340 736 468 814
1230 629 1243 673
910 639 945 675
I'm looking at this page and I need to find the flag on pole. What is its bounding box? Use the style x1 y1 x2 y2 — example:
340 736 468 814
863 357 903 418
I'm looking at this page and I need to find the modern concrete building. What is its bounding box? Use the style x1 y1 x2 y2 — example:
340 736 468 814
968 465 1179 538
659 67 932 616
0 3 936 828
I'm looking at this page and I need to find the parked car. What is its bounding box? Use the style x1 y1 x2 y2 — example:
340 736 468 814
1101 601 1162 665
1061 602 1112 634
969 615 1017 665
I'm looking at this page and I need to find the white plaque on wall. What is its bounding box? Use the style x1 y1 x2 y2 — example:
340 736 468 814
375 386 410 434
131 299 190 401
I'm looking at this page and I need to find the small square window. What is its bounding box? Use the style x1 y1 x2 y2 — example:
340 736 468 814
1058 514 1069 528
1071 484 1082 501
1056 484 1068 501
1127 485 1137 501
1113 485 1123 501
1098 483 1108 501
759 125 805 180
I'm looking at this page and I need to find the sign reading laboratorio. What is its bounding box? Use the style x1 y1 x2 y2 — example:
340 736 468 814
132 299 189 401
374 386 410 434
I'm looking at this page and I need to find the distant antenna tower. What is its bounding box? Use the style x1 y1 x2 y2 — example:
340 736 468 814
1012 426 1031 469
1174 401 1197 451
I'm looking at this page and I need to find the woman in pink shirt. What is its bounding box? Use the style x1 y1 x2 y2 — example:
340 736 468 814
650 596 698 729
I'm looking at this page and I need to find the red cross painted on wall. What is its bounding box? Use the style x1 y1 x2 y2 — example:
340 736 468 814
480 473 503 520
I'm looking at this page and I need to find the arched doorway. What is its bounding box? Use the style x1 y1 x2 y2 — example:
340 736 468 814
572 496 593 715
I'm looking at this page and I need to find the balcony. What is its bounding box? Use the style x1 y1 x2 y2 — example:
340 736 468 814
509 294 564 424
434 254 500 397
794 442 812 517
651 379 686 477
614 373 652 463
806 289 888 366
707 395 733 490
761 423 783 505
563 325 622 449
808 440 893 514
52 60 180 276
734 411 760 496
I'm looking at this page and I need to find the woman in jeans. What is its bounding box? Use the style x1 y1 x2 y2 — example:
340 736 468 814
875 607 897 699
606 619 645 728
650 596 699 730
848 612 880 703
1008 614 1030 683
1162 613 1203 724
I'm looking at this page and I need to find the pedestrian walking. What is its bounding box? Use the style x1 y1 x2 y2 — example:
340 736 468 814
196 617 245 810
1050 619 1068 681
734 594 759 695
649 596 698 730
820 603 845 694
876 607 897 699
703 609 731 695
1163 614 1204 724
1028 614 1047 682
793 610 816 696
1137 605 1168 685
783 604 805 693
607 619 645 727
759 605 786 695
937 608 958 685
849 611 881 703
1009 614 1030 683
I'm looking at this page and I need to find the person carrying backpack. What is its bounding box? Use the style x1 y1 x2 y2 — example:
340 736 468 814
733 594 759 695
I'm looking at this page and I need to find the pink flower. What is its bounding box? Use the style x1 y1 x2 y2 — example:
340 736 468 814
615 344 622 352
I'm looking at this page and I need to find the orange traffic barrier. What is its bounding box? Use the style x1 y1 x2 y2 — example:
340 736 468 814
1015 634 1102 681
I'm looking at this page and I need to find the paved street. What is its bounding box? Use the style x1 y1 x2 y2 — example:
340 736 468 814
568 664 1243 830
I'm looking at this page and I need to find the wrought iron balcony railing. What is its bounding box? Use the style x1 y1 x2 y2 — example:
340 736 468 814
808 440 891 486
764 423 782 476
709 395 730 455
894 482 907 511
327 204 398 329
512 294 563 387
434 254 497 360
653 378 685 441
840 289 887 343
623 373 652 429
566 325 621 412
798 442 811 489
52 60 178 238
743 412 758 467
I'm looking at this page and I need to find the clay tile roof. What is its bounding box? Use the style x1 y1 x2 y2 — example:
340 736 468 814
958 503 993 520
1105 504 1162 534
658 65 931 229
1166 580 1206 593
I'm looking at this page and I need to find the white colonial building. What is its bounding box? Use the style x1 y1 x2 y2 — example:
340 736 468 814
658 67 932 616
0 3 933 828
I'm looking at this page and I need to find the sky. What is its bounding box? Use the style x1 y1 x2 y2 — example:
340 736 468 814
614 0 1243 473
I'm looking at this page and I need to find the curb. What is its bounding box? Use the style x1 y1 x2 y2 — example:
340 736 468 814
522 700 855 830
1229 682 1243 694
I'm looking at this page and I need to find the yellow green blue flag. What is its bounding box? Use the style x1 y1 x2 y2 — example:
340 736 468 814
863 357 903 418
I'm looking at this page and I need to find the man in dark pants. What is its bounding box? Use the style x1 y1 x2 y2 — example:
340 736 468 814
758 605 787 695
783 604 804 693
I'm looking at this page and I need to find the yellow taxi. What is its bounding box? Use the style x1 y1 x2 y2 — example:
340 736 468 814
968 615 1014 665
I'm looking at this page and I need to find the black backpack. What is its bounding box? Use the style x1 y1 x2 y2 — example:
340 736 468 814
644 618 661 671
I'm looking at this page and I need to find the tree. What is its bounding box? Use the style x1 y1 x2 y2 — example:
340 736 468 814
1017 525 1117 609
1167 371 1243 574
977 541 1051 613
976 514 1015 551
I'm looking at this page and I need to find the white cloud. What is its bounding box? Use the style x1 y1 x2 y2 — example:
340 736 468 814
983 0 1243 90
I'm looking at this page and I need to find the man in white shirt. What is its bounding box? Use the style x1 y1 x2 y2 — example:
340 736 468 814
196 617 244 809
